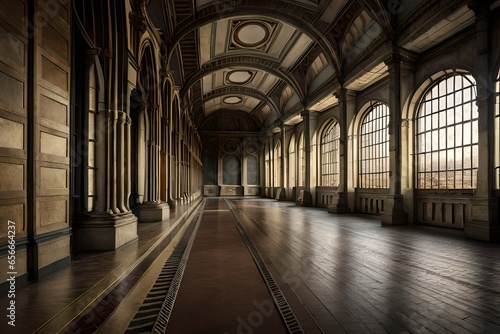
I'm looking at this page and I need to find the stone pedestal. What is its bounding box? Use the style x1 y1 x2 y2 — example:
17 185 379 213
328 192 351 214
380 195 408 225
297 190 313 207
134 202 170 223
465 197 500 241
203 185 220 197
76 212 138 251
275 188 287 201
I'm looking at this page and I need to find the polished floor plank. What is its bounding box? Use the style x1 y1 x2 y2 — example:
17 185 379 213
230 199 500 334
2 197 500 333
0 201 201 334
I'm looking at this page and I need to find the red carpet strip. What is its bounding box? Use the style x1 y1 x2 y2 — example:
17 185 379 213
165 198 289 334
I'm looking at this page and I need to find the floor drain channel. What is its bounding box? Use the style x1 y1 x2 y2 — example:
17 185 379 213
125 211 202 334
151 211 203 333
226 200 304 334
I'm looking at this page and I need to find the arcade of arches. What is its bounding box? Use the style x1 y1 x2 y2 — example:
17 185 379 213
1 0 500 306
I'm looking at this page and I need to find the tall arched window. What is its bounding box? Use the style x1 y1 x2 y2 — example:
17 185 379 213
288 134 296 188
273 141 281 187
298 132 305 186
415 73 478 190
495 71 500 189
359 103 390 188
320 120 340 186
265 143 270 187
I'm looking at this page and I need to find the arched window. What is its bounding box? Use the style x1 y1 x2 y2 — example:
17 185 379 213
495 71 500 189
265 143 270 187
415 73 478 189
273 141 281 187
223 155 241 185
320 120 340 186
288 134 296 187
298 132 305 186
359 103 390 188
247 155 259 185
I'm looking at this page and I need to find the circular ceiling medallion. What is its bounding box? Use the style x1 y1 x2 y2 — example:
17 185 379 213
234 22 270 48
227 70 253 85
223 96 242 104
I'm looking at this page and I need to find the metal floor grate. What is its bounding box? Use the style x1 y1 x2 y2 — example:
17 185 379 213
125 211 202 334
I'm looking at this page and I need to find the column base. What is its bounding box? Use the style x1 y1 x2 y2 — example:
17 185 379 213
276 188 287 201
380 195 408 225
134 202 170 223
296 190 312 207
327 192 350 214
465 197 500 242
75 212 138 251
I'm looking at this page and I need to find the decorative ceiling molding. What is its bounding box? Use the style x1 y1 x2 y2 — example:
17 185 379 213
225 70 255 85
202 86 280 116
180 55 305 100
167 5 340 74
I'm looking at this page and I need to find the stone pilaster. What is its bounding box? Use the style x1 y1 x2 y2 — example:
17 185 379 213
380 50 408 225
276 122 287 201
328 88 351 214
134 106 170 222
466 1 499 241
297 110 317 206
77 110 138 251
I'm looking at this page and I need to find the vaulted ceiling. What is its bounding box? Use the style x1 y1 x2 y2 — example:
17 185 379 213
145 0 483 132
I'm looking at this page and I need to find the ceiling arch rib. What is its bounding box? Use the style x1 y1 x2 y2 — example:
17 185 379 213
191 87 278 126
201 86 280 118
167 6 341 75
181 56 305 101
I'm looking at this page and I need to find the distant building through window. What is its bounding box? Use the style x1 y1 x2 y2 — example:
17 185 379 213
415 73 478 190
320 120 340 186
359 103 390 188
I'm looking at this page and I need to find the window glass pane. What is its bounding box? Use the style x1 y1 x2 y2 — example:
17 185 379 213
359 103 389 188
415 73 478 189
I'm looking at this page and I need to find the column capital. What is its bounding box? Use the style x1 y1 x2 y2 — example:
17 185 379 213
384 48 418 70
129 0 147 32
468 0 494 15
384 52 403 69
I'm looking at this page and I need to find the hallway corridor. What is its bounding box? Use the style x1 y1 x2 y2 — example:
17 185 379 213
2 198 500 333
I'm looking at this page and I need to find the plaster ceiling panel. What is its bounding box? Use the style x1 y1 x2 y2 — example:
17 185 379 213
284 113 303 126
308 65 335 94
402 5 475 53
254 72 280 95
204 97 221 116
242 96 261 110
199 23 212 66
319 0 347 24
280 33 313 70
202 74 215 95
266 24 296 59
214 69 225 88
309 94 338 112
214 19 231 57
342 10 376 59
345 62 388 91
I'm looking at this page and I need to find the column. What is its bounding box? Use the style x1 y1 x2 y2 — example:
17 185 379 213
380 50 409 225
77 107 138 250
297 109 318 206
329 89 351 213
466 0 499 241
134 106 170 222
276 122 287 200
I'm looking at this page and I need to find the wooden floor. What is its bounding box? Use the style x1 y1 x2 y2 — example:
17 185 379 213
2 198 500 333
